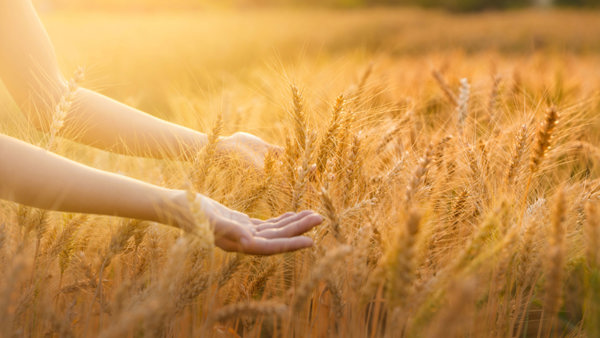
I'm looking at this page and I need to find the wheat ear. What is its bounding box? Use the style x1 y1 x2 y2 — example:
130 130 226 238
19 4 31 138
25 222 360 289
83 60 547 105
343 132 362 206
405 146 433 206
193 112 223 191
47 67 84 150
530 107 558 174
488 75 501 124
316 94 344 174
354 62 373 105
184 188 215 250
456 78 470 133
291 85 307 155
320 186 345 243
520 107 558 225
291 131 315 211
432 69 458 106
506 123 529 186
293 245 351 313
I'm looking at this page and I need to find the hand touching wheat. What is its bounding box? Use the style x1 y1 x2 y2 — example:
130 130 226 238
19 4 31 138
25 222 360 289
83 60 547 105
217 132 283 169
198 195 322 255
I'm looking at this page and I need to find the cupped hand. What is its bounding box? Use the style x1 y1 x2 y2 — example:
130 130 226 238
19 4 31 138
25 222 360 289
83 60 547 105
198 195 323 255
217 132 283 169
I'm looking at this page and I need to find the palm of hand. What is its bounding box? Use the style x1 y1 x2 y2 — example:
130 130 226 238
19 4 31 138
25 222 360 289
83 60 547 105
198 195 322 255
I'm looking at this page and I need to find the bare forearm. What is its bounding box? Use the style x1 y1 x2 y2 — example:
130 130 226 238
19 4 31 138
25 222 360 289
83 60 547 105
0 0 65 125
0 0 273 167
0 0 207 160
0 134 178 223
0 134 323 255
63 87 208 159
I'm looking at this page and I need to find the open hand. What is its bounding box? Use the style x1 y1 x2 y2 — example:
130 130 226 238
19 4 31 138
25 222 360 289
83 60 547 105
198 195 322 255
217 132 283 169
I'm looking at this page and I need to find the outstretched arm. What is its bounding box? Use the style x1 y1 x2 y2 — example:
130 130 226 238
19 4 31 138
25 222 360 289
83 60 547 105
0 0 274 166
0 134 322 254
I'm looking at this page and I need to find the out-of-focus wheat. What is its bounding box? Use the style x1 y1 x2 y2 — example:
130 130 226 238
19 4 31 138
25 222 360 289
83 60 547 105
2 9 600 338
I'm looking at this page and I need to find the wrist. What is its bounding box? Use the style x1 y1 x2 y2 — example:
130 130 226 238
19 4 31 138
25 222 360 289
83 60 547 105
185 132 230 160
156 189 193 226
177 132 209 161
160 189 215 229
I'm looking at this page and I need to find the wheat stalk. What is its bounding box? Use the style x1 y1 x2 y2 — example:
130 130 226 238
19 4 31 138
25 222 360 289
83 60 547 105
208 301 287 325
385 209 421 308
585 201 599 268
540 187 566 338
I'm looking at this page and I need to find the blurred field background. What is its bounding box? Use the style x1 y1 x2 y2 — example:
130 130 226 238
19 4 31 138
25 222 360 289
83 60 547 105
2 1 600 337
32 0 600 11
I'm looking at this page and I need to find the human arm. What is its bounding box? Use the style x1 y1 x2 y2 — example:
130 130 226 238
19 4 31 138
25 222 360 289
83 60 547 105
0 0 275 166
0 133 321 254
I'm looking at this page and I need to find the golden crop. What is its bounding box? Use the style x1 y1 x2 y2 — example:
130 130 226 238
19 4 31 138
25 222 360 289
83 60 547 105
1 8 600 337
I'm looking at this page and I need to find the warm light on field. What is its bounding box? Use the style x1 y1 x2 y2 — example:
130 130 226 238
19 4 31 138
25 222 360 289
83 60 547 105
2 4 600 337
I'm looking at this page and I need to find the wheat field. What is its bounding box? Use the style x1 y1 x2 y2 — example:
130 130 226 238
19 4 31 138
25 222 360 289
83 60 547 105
2 8 600 337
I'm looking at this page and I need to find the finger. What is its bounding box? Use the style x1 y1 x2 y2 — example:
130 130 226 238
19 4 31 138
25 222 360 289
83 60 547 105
240 236 314 255
255 210 316 231
265 210 318 229
251 211 295 225
256 214 323 239
267 211 298 223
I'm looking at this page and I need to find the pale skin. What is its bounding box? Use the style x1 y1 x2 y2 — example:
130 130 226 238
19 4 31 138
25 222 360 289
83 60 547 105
0 0 322 255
